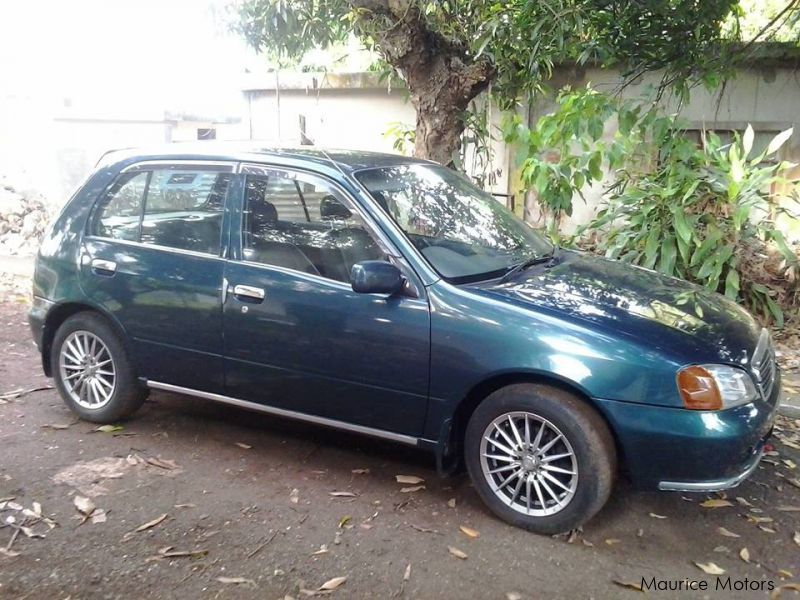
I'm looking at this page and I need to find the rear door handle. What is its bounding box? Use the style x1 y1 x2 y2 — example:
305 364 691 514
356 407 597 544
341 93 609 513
231 284 266 302
91 258 117 275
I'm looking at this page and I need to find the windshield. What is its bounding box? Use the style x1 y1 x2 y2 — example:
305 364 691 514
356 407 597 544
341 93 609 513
355 164 552 282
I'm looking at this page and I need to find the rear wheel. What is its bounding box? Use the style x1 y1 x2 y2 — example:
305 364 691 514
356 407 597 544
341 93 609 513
51 312 146 423
465 384 616 534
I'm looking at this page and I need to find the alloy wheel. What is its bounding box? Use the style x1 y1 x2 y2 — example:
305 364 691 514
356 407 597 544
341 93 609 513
479 411 578 517
58 330 116 410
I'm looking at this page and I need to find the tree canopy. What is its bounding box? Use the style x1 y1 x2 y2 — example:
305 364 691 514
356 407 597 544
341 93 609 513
233 0 783 165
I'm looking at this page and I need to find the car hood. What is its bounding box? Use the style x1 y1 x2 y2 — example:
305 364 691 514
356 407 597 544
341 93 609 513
467 250 761 366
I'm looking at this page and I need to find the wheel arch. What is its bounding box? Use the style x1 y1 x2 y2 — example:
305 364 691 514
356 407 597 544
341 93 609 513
41 302 131 376
439 371 624 475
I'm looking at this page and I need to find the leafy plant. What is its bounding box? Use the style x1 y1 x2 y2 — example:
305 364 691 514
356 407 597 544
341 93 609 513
586 124 798 325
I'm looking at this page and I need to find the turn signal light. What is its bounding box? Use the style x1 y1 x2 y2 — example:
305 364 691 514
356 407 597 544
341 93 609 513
677 365 722 410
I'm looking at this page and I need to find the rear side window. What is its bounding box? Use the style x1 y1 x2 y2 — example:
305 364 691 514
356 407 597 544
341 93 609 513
140 170 231 254
91 172 148 241
91 166 232 255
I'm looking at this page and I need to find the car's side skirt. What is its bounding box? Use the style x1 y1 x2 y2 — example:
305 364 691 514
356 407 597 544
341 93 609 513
146 380 422 447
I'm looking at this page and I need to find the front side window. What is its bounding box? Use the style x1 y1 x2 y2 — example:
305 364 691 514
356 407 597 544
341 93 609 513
91 172 149 241
140 169 231 254
242 168 385 282
355 164 552 282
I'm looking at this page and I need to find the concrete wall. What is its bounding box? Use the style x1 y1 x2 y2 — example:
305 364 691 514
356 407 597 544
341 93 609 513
523 66 800 233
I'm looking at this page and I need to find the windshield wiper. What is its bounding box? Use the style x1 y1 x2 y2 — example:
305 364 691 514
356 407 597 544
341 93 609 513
498 245 560 284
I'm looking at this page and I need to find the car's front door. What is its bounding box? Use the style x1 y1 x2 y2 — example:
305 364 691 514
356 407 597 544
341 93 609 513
81 161 235 393
222 165 430 436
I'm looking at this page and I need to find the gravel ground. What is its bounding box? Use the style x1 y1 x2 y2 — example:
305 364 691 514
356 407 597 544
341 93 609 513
0 287 799 599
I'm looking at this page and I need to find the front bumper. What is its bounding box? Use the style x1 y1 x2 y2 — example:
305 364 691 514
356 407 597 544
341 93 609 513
657 445 764 492
595 395 777 491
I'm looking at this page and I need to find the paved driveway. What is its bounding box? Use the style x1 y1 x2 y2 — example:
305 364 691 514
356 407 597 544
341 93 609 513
0 299 799 599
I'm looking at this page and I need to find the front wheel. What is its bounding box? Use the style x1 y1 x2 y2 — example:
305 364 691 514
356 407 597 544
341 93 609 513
51 312 147 423
464 384 616 534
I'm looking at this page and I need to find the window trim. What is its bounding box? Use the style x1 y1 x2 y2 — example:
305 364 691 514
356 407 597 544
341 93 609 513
86 160 237 257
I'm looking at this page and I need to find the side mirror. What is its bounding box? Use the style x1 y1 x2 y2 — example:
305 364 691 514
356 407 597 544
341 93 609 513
351 260 404 295
319 195 352 221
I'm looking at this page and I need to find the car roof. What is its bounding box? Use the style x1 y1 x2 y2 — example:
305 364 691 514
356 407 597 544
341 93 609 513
97 143 435 173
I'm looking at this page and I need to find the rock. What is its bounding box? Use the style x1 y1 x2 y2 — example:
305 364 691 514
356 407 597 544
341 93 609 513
0 179 51 256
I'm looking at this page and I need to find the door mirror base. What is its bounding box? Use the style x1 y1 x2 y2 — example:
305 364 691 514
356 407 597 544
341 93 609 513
351 261 405 295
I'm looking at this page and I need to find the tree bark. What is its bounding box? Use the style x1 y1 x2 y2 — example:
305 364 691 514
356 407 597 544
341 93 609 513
349 0 494 165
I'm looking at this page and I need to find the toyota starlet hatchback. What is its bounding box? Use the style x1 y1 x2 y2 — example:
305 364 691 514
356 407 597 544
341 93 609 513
29 145 778 533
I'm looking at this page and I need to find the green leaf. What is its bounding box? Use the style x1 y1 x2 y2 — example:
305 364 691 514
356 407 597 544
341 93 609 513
644 226 660 269
588 152 603 181
673 211 692 245
658 235 677 275
742 124 754 159
767 128 793 155
724 269 740 299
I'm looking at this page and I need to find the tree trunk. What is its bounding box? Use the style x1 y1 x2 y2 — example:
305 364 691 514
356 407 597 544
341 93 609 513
349 0 494 165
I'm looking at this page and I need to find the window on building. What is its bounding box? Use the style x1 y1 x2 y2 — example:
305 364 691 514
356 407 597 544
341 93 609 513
197 128 216 140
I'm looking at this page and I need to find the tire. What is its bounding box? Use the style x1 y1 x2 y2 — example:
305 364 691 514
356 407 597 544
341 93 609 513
51 311 147 423
464 383 616 534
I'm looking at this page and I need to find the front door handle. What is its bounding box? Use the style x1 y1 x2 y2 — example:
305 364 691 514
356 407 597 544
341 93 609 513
231 284 266 302
91 258 117 275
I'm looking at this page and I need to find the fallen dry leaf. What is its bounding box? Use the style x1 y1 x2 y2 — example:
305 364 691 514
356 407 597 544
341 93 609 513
771 583 800 599
700 499 733 508
94 424 123 433
714 545 730 553
42 423 71 430
216 576 256 587
736 497 753 507
319 576 347 591
459 525 480 538
649 512 667 519
312 544 329 556
604 538 621 546
448 546 468 560
174 503 196 509
400 485 425 493
447 498 456 508
351 468 370 474
793 531 800 548
695 562 726 575
235 442 252 449
778 569 794 579
134 513 167 532
395 475 424 485
740 547 750 563
506 593 523 600
329 491 356 498
290 488 300 504
776 506 800 512
73 495 95 516
338 515 351 529
718 527 740 538
613 580 644 592
404 564 411 581
145 457 178 470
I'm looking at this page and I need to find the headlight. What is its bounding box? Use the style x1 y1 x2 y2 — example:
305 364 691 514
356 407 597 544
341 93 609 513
677 364 758 410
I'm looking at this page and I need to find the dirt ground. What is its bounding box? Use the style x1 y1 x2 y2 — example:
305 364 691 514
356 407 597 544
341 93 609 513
1 282 800 599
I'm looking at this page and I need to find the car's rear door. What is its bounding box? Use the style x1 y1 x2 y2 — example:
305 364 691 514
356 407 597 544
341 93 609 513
80 161 236 393
221 164 431 436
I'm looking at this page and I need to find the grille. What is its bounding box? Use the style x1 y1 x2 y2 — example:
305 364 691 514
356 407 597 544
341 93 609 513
751 329 778 401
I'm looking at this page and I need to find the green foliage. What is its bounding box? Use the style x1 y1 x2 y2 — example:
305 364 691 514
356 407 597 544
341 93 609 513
508 87 798 323
383 121 416 155
503 87 628 236
589 124 798 325
232 0 745 161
